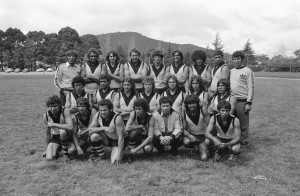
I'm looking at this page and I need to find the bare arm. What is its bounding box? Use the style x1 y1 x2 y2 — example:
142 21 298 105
109 64 124 82
225 118 241 146
205 116 221 146
149 94 160 113
221 66 230 80
230 96 237 115
177 65 189 85
208 97 218 115
125 111 144 132
54 65 63 90
131 117 154 153
115 115 125 163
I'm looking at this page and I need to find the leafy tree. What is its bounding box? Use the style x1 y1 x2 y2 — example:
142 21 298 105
164 43 173 66
13 43 25 69
56 43 69 64
26 31 45 43
44 33 60 65
242 39 255 65
211 32 224 52
0 30 5 71
57 26 81 50
80 34 101 63
116 45 127 64
183 51 191 66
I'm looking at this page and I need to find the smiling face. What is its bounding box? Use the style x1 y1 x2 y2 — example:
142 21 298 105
67 54 77 65
109 53 116 63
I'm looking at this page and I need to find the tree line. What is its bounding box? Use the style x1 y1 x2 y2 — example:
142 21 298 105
1 27 299 72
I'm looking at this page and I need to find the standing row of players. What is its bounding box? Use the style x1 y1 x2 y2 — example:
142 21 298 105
54 47 254 145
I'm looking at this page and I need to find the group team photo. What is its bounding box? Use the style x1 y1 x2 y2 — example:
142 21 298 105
45 47 254 165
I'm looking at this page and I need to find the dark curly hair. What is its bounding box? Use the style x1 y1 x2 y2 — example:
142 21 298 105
213 50 224 57
217 100 231 111
77 97 90 109
134 98 149 112
106 50 120 63
99 74 111 84
98 99 114 110
46 95 61 107
232 50 245 60
191 50 207 62
71 76 85 88
159 96 173 106
184 94 200 111
152 50 164 58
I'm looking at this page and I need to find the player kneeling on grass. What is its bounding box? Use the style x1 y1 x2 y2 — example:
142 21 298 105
43 95 75 160
183 94 210 161
125 98 155 162
73 97 93 156
152 97 183 156
205 100 241 161
80 99 125 164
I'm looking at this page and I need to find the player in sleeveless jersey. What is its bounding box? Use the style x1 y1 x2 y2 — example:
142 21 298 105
162 75 185 115
104 50 124 91
124 48 148 93
183 94 210 161
65 76 92 114
206 100 241 161
73 97 93 156
208 79 237 116
93 74 116 110
125 98 155 162
139 76 160 113
166 50 189 92
81 48 105 94
187 75 209 108
81 99 126 164
113 77 138 125
209 50 230 98
43 95 74 161
148 50 168 94
189 50 212 90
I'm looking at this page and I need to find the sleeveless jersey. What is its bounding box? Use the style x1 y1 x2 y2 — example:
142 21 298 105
105 63 122 89
74 109 92 132
68 90 90 107
97 111 121 140
148 64 167 89
170 64 189 90
139 91 159 112
188 90 206 103
132 111 152 135
84 62 103 93
214 114 236 139
44 108 65 135
184 107 206 135
95 88 115 102
162 89 184 114
119 91 137 121
189 64 210 83
213 94 232 107
124 61 146 89
211 64 228 92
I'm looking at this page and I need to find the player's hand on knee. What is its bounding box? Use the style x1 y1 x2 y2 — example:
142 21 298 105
77 147 84 155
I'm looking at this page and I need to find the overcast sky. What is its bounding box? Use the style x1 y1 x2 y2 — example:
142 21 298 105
1 0 300 57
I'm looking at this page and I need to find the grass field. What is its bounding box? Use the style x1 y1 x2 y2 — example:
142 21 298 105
254 71 300 79
0 74 299 195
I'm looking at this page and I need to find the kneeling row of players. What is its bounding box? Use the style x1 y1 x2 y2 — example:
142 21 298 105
44 94 241 164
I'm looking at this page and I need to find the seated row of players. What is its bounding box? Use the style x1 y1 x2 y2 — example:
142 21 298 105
44 93 241 164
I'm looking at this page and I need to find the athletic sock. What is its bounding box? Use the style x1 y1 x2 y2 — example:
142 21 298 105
91 141 105 156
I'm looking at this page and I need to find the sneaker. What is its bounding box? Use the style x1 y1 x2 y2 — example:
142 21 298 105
228 154 237 161
88 154 98 162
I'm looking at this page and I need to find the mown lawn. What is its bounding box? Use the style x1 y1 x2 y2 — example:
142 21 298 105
254 71 300 79
0 74 299 195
